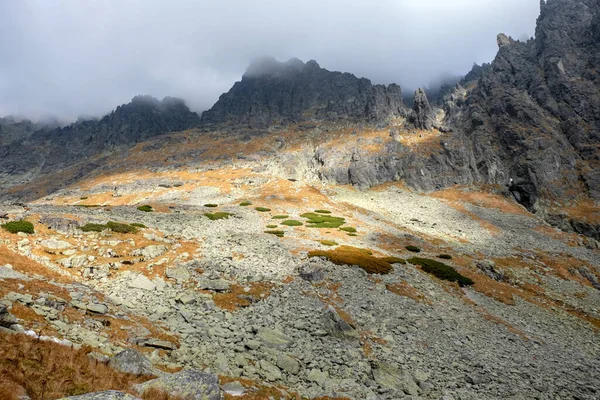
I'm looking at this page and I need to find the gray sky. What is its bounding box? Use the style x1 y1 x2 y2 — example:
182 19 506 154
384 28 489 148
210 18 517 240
0 0 540 121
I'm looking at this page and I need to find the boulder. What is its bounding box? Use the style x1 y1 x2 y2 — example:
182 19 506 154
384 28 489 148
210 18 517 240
108 349 156 376
323 305 358 340
128 274 156 291
134 369 221 400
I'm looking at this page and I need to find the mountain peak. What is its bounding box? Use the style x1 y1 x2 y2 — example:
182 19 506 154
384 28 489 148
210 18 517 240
202 57 406 126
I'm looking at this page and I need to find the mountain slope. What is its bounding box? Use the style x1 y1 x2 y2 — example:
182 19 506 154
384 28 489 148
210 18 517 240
0 96 201 195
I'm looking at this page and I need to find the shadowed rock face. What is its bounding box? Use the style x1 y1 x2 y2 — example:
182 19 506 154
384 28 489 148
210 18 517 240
446 0 600 209
200 57 408 126
0 96 201 195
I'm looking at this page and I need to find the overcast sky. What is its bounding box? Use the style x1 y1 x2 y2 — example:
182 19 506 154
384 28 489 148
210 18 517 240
0 0 540 121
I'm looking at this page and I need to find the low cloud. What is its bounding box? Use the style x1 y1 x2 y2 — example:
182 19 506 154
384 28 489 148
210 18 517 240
0 0 540 121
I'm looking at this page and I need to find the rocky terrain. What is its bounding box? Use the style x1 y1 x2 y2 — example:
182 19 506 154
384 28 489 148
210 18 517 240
0 1 599 399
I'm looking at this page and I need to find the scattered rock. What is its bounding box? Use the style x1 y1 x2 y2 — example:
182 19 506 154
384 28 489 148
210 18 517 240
323 305 358 339
58 390 139 400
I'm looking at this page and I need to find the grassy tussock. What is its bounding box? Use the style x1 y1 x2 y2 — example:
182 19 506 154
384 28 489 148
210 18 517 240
339 226 357 233
380 256 406 264
255 207 271 212
136 205 153 212
408 257 474 286
203 204 218 208
309 246 393 274
1 221 34 234
405 245 421 253
239 201 252 206
271 215 289 219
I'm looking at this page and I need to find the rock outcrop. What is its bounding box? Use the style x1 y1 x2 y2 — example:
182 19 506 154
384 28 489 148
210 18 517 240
200 57 408 126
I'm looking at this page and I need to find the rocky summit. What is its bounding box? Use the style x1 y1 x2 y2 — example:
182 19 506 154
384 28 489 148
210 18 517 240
0 1 599 400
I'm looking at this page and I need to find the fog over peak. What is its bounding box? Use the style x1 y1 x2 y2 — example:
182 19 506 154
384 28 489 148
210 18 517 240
0 0 540 122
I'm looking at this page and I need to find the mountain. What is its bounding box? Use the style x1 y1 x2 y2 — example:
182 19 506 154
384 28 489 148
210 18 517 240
445 0 600 231
201 57 407 126
0 96 201 194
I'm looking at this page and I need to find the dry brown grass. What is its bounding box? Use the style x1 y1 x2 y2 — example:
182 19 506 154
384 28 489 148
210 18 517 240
0 245 75 283
0 331 153 400
386 281 431 304
211 282 274 311
308 246 393 274
431 185 531 216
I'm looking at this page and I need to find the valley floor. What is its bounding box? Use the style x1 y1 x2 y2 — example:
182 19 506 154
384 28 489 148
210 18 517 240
1 173 599 400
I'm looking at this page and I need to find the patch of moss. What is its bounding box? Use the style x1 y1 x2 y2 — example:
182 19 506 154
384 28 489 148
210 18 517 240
266 224 278 229
406 245 421 253
136 205 153 212
79 223 107 232
438 254 453 260
319 240 338 246
272 215 289 219
380 256 406 264
204 204 218 208
281 220 303 227
75 204 101 208
255 207 271 212
339 226 357 233
347 233 358 237
2 220 34 234
408 257 474 286
204 212 232 221
308 246 392 274
130 223 146 228
301 212 345 228
79 196 88 200
265 230 284 237
314 210 332 214
239 201 252 206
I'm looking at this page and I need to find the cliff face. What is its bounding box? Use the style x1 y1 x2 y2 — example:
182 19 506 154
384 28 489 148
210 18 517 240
200 57 407 126
452 0 600 209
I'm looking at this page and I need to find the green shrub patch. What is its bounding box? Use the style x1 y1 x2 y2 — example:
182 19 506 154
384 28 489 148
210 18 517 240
204 212 232 221
136 205 153 212
204 204 218 208
80 222 138 234
319 240 338 246
406 245 421 253
266 225 278 229
265 230 284 237
314 210 331 214
255 207 271 212
301 212 346 229
272 215 289 219
438 254 453 260
2 221 34 234
380 256 406 264
340 226 357 233
408 257 474 286
239 201 252 206
130 223 146 228
281 220 303 227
